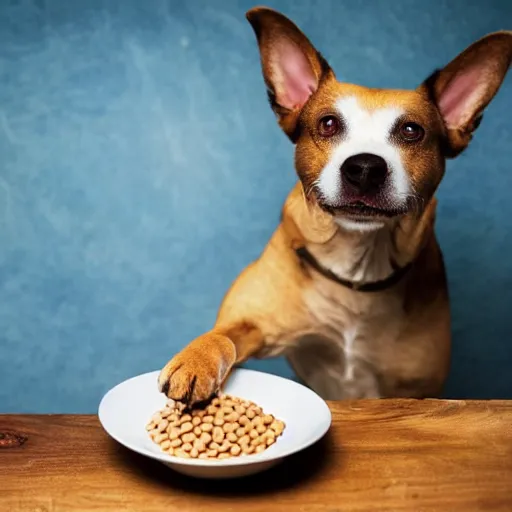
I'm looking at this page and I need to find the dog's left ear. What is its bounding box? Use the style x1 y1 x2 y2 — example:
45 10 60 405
246 7 333 142
419 31 512 157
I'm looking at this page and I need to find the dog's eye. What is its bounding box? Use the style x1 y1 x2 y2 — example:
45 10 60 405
400 122 424 142
318 115 341 138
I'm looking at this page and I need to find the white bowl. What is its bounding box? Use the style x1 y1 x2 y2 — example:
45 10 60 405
98 368 331 479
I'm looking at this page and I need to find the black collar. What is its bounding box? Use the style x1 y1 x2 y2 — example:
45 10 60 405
295 246 412 292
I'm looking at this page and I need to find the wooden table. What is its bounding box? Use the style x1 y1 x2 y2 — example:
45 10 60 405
1 400 511 512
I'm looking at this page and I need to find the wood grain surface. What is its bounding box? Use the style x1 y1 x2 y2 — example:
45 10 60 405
1 400 512 512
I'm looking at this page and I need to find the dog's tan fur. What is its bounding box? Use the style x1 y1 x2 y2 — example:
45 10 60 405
158 7 512 404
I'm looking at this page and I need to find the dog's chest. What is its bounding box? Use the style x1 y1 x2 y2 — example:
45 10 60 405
293 231 405 399
299 283 402 398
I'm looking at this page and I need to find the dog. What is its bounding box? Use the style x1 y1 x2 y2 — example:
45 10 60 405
158 7 512 404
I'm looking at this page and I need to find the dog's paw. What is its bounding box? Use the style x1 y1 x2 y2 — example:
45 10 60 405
158 334 236 406
158 357 219 405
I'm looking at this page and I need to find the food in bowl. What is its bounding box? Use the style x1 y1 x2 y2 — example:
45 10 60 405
146 393 285 460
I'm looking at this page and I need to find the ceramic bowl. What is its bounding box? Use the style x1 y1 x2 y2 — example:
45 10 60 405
99 368 331 479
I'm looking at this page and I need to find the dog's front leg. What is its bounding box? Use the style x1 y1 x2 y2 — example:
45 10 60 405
158 238 307 406
157 321 262 406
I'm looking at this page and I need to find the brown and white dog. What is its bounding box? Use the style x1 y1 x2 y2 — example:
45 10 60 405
159 7 512 404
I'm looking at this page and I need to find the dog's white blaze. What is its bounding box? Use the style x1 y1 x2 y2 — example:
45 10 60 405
317 96 410 205
343 326 358 380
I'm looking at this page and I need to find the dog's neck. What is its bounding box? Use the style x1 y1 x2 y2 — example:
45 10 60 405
282 183 437 285
309 222 400 283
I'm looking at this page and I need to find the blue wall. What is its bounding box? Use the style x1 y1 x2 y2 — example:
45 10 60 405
1 0 511 413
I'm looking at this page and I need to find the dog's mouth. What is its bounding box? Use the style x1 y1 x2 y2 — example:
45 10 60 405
320 201 409 219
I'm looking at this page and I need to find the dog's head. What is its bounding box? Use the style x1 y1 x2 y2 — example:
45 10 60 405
247 7 512 232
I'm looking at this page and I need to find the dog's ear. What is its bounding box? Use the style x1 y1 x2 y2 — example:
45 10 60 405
246 7 333 142
419 31 512 157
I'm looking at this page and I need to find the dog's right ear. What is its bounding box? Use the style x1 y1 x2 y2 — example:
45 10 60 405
246 7 333 141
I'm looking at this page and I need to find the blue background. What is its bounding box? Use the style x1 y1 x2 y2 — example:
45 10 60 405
1 0 511 413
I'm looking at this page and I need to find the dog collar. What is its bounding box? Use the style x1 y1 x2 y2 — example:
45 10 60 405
295 246 412 292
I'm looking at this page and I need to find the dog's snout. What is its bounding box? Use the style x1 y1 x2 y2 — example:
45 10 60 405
341 153 388 194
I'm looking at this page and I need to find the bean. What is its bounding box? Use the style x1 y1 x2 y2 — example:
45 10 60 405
235 427 245 437
154 433 169 444
145 422 155 431
206 449 218 458
250 436 262 447
182 442 193 452
246 409 256 420
180 422 193 434
193 439 206 452
249 429 258 439
182 432 195 444
256 424 267 434
255 444 266 454
239 415 250 426
226 413 240 423
192 416 201 426
271 420 285 436
194 426 202 436
263 415 273 425
270 421 284 432
174 449 190 458
190 448 199 458
168 427 181 440
234 405 246 415
252 416 262 427
209 442 221 451
213 417 224 426
218 453 231 460
265 429 276 441
230 444 241 456
217 441 231 453
170 438 182 448
160 439 171 451
157 419 169 432
200 423 213 432
238 434 250 446
213 426 225 444
179 414 192 425
223 423 236 434
202 416 214 424
226 432 237 443
200 432 212 445
198 453 209 459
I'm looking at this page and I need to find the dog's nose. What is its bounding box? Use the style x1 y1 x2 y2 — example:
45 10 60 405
341 153 388 194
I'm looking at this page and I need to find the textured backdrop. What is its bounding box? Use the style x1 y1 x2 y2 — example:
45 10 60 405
1 0 511 413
